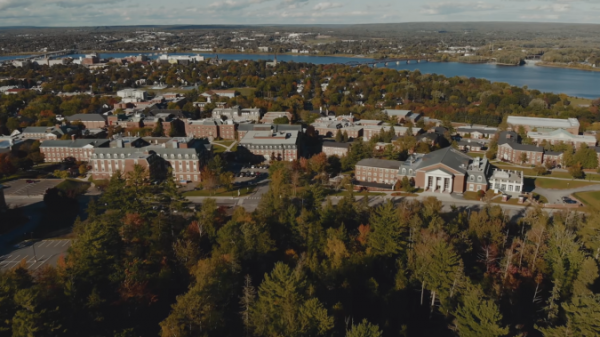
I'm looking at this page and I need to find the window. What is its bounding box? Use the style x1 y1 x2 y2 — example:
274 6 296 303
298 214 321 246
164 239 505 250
469 184 474 191
402 168 406 175
477 176 482 182
470 176 474 181
515 186 521 192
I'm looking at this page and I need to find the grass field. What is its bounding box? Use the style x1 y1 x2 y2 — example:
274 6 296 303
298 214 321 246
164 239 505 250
463 191 482 201
573 191 600 210
568 96 593 106
183 186 256 197
532 178 599 190
232 87 256 96
56 179 91 195
467 153 485 158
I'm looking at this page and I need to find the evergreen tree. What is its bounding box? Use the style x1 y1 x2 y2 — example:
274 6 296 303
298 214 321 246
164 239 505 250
335 129 343 143
452 284 509 337
342 130 349 142
250 263 333 337
346 319 382 337
367 200 407 256
151 119 165 137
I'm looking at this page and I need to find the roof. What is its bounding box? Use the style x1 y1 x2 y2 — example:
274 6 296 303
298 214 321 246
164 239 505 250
384 109 412 117
65 114 106 122
507 116 580 129
499 142 544 152
22 127 50 133
240 130 299 145
414 147 474 174
356 158 403 170
456 126 498 134
323 141 351 149
41 139 109 148
528 129 596 142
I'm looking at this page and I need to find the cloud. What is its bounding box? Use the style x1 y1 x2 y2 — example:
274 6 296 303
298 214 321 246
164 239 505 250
527 3 571 12
421 1 500 15
313 2 343 10
277 0 309 9
0 0 119 10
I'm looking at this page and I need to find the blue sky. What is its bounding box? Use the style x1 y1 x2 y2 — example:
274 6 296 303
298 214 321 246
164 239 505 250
0 0 598 26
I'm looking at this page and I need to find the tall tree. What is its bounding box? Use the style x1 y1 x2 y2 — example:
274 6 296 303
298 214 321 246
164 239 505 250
452 284 509 337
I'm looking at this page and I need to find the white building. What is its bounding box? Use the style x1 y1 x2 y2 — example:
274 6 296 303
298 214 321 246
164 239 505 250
488 169 524 194
117 89 148 103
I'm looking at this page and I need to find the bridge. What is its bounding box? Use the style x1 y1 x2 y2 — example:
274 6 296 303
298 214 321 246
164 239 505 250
340 57 430 67
1 49 79 65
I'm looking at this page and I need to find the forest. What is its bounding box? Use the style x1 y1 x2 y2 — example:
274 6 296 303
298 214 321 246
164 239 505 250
2 160 600 337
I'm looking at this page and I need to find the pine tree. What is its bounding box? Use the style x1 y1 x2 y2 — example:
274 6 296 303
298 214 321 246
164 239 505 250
342 130 349 142
367 200 407 256
151 119 165 137
346 319 382 337
335 129 343 143
249 263 333 337
452 284 509 337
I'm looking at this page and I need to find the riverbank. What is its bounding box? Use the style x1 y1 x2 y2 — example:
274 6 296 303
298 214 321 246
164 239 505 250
536 62 600 73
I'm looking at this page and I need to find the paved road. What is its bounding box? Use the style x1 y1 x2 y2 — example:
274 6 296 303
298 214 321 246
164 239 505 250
3 179 62 197
0 239 71 270
534 184 600 205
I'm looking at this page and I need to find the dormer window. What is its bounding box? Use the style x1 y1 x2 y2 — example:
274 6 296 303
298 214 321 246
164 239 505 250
477 176 482 182
470 176 474 181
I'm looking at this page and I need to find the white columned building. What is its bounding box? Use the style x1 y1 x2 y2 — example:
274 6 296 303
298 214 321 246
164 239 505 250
424 169 454 193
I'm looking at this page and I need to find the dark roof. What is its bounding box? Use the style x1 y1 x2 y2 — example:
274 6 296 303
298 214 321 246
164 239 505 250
40 139 109 148
417 133 439 142
356 158 403 169
65 114 106 122
498 131 520 145
415 147 473 174
499 142 543 152
237 124 257 131
147 108 188 119
274 124 302 132
323 141 351 149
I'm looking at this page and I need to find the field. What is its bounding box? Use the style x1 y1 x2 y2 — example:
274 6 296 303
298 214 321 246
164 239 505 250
183 186 256 197
530 177 599 190
573 191 600 210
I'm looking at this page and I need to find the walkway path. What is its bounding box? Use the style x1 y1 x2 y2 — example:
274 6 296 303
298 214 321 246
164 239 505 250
211 141 238 152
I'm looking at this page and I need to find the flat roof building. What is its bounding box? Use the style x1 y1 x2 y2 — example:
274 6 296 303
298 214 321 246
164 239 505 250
507 116 580 135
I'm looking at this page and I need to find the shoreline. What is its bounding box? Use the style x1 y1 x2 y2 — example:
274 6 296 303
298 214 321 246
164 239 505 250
535 62 600 73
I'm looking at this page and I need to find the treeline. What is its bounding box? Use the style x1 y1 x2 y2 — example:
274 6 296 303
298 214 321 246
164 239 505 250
2 163 600 336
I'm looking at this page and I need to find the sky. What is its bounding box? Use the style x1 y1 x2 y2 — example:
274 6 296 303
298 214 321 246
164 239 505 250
0 0 598 26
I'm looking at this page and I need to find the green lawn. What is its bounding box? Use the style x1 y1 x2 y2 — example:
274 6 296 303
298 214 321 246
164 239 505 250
573 191 600 210
467 153 484 158
183 186 256 197
532 178 599 190
56 179 91 195
232 87 256 96
213 140 235 147
463 191 482 201
212 145 227 154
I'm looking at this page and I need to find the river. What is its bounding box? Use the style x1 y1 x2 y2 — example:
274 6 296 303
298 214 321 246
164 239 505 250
1 52 599 99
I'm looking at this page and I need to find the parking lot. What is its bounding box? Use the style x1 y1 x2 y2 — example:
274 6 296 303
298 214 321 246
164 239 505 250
0 239 71 270
2 179 62 197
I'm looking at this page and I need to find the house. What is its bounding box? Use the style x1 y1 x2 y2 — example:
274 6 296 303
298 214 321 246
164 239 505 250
65 114 107 129
322 141 352 157
506 116 580 135
40 138 110 162
488 169 524 194
456 126 498 139
355 158 404 189
497 131 544 165
238 130 300 161
212 106 261 122
457 139 486 152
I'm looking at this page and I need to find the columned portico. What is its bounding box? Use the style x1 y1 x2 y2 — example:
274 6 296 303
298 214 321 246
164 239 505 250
424 169 453 193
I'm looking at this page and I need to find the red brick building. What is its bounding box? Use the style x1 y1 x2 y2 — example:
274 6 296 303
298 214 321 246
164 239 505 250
65 114 107 129
238 130 300 161
40 139 110 162
185 119 237 140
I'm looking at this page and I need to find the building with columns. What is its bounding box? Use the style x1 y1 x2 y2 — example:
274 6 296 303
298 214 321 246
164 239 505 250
354 147 515 194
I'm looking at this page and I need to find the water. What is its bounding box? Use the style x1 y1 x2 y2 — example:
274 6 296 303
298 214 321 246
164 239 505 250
3 52 599 99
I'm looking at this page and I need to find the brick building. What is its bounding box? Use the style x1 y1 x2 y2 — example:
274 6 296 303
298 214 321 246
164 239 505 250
185 119 236 140
90 137 210 183
322 141 351 157
65 114 107 129
238 130 300 161
40 139 110 162
355 159 403 187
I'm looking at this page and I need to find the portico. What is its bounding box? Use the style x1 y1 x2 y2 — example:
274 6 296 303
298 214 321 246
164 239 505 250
424 169 454 193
